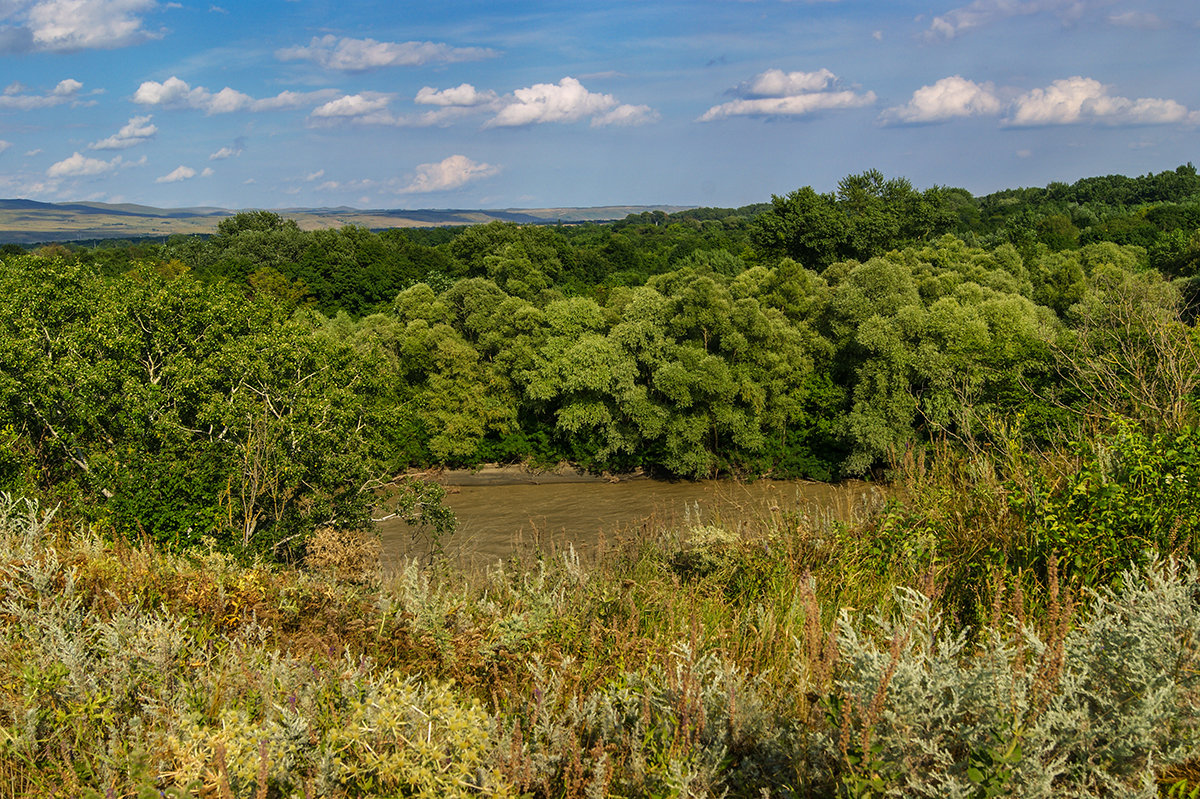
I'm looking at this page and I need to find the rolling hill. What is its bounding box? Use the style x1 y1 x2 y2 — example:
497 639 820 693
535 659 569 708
0 200 694 244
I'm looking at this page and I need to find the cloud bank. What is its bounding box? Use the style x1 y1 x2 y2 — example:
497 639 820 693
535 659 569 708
134 76 337 114
882 75 1200 127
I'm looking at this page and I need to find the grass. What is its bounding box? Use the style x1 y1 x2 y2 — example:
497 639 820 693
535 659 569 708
3 424 1200 797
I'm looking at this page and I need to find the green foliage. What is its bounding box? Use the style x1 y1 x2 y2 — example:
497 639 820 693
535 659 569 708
1010 422 1200 586
0 256 435 557
750 170 958 268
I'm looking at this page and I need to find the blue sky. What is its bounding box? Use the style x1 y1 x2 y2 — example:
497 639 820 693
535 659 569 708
0 0 1196 210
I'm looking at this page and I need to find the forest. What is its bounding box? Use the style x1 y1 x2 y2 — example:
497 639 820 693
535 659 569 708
2 164 1200 796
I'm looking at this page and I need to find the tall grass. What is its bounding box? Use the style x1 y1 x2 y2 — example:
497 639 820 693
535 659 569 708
3 420 1200 799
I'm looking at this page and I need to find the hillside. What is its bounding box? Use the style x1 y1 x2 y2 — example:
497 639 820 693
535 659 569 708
0 199 694 244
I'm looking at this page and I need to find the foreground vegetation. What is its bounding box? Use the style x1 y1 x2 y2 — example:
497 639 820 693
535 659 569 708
3 164 1200 794
4 420 1200 796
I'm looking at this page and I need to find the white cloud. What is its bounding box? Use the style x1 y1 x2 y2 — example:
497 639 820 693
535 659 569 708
0 140 10 154
415 83 498 107
276 35 496 71
307 92 396 123
309 92 392 120
133 76 335 114
51 78 82 96
700 68 874 121
592 103 659 127
251 89 334 111
88 114 156 149
209 144 242 160
308 78 652 130
926 0 1086 40
1006 76 1198 126
488 77 655 127
740 68 836 97
8 0 162 52
46 151 119 177
0 78 85 109
155 165 196 183
396 154 499 194
880 76 1004 124
700 91 876 121
879 74 1199 128
1108 10 1165 29
305 169 324 182
201 167 213 177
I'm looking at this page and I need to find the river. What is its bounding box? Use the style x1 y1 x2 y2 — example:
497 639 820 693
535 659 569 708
376 475 884 570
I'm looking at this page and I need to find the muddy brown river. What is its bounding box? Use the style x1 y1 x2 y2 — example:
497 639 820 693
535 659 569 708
377 476 884 570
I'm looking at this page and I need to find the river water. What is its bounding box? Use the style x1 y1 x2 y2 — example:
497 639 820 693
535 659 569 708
376 477 884 570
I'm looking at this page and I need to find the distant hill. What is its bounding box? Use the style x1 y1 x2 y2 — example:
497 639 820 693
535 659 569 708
0 200 695 244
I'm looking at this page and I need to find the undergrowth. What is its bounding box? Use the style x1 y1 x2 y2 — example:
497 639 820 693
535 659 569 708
3 420 1200 798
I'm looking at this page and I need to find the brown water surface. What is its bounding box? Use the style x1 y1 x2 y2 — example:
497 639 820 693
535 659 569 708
377 478 883 570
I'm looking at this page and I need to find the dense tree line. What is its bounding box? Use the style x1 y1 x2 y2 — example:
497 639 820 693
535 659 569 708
2 165 1199 554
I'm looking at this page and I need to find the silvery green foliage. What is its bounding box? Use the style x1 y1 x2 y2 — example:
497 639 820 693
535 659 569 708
830 560 1200 798
515 643 800 798
1027 560 1200 796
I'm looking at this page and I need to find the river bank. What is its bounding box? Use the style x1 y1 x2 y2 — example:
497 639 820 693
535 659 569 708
409 461 647 486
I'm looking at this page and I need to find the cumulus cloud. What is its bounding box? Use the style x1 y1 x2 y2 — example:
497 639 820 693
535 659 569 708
880 76 1004 124
1007 76 1198 126
276 35 496 71
133 76 336 114
699 68 874 121
155 165 196 183
0 77 85 109
308 77 655 130
209 143 242 160
415 83 498 107
308 92 396 125
396 154 499 194
739 68 836 97
51 78 83 95
488 77 656 127
88 114 156 149
0 0 161 53
46 151 119 177
882 74 1199 127
926 0 1086 40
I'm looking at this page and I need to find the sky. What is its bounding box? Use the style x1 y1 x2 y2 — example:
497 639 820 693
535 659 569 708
0 0 1197 211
